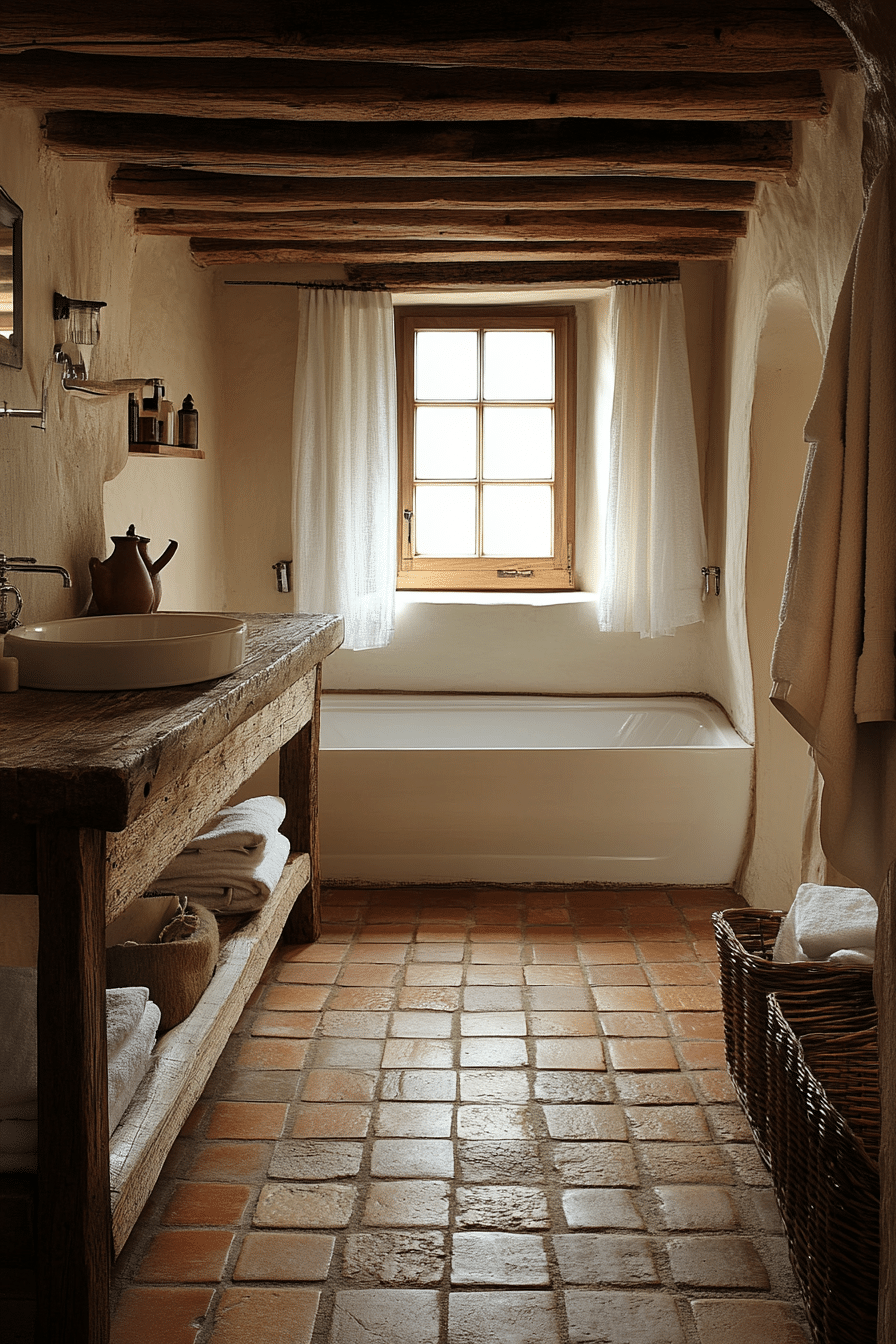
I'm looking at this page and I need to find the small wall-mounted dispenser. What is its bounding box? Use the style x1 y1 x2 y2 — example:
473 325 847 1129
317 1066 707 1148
273 561 292 594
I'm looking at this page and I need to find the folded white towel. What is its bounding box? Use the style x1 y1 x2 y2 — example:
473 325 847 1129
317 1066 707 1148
0 967 37 1109
106 986 150 1061
826 947 875 966
178 796 287 855
772 914 808 963
157 829 291 914
108 999 161 1134
792 883 878 959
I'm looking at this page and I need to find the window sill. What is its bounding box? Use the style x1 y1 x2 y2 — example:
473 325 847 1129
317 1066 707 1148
396 590 594 608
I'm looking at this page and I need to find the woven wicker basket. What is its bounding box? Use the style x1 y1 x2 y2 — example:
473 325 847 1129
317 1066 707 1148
712 908 874 1165
766 985 879 1344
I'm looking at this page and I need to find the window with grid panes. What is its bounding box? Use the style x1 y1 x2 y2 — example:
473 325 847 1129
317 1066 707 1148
396 306 575 590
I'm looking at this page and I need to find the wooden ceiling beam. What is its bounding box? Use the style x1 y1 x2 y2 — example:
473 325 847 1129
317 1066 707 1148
0 52 828 121
137 207 748 242
47 113 793 182
0 3 854 72
111 169 759 213
341 261 681 290
189 237 736 266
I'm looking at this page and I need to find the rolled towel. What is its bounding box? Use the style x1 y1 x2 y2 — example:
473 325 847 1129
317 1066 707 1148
108 998 161 1134
792 883 878 960
156 829 291 914
0 967 36 1109
107 986 150 1061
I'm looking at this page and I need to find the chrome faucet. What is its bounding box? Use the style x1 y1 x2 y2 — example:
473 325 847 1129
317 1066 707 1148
0 554 72 634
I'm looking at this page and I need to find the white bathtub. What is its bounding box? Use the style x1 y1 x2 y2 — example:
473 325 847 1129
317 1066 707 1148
318 694 753 885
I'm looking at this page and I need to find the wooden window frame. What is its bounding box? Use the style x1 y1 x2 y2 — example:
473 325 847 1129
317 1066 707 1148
396 304 576 591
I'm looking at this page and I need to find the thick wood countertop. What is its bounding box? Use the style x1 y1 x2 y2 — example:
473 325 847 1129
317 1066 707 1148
0 612 343 832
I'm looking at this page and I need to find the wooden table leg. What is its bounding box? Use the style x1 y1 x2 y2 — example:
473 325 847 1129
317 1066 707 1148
36 825 111 1344
280 662 322 944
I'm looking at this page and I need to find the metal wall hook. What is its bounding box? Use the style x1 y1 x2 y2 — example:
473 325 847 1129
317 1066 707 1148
702 565 722 597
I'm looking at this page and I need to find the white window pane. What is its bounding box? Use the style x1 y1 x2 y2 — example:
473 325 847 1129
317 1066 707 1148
482 484 553 557
415 484 477 556
483 406 554 480
483 330 553 401
416 330 479 400
415 406 478 480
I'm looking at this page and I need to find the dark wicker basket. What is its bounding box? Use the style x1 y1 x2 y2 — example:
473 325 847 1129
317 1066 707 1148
712 908 874 1165
766 985 879 1344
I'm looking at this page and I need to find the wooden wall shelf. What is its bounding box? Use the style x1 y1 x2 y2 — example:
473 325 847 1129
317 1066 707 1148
128 441 205 459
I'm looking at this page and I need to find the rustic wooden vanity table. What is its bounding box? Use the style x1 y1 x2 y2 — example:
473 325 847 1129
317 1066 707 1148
0 612 343 1343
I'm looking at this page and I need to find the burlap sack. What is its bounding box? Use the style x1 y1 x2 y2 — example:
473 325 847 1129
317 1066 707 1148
106 903 219 1033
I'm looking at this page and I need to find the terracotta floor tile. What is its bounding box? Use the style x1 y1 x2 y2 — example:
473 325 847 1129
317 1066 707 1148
328 987 396 1012
591 987 658 1011
459 1070 529 1103
232 1231 335 1281
254 1182 355 1228
639 1142 732 1185
185 1142 273 1185
460 1011 527 1036
614 1074 697 1106
276 964 339 985
209 1287 320 1344
263 984 330 1012
161 1182 252 1226
405 964 464 986
527 904 571 920
529 986 592 1010
457 1105 535 1140
389 1010 452 1038
381 1069 457 1101
311 1038 384 1069
668 1011 725 1040
691 1071 738 1104
207 1102 288 1141
456 1185 549 1229
527 944 579 964
460 1038 529 1068
561 1189 644 1229
375 1102 453 1137
693 939 720 960
599 1012 668 1037
281 944 347 963
463 986 524 1011
644 961 716 985
470 944 522 964
218 1070 297 1103
636 941 697 962
523 965 586 986
320 1010 389 1038
667 1234 770 1288
690 1299 810 1344
382 1039 455 1069
412 943 465 962
465 965 524 986
331 1289 440 1344
550 1143 639 1187
251 1012 320 1039
616 890 673 906
342 1231 446 1286
606 1038 679 1071
586 965 649 987
420 905 473 920
451 1231 550 1285
578 944 639 965
345 944 408 964
553 1233 659 1285
534 1071 613 1104
135 1229 234 1283
623 1106 711 1142
469 926 522 941
371 1138 455 1178
565 1290 686 1344
418 924 474 941
447 1290 561 1344
543 1105 627 1141
457 1141 542 1183
654 985 722 1011
336 964 401 988
705 1104 754 1143
743 1189 786 1233
627 906 684 924
269 1140 362 1181
529 1011 598 1037
111 1288 214 1344
574 925 632 941
300 1069 378 1103
180 1102 208 1136
722 1143 773 1187
677 1041 727 1070
291 1103 372 1138
654 1185 739 1230
534 1039 605 1070
363 1180 451 1227
398 986 460 1011
357 926 415 942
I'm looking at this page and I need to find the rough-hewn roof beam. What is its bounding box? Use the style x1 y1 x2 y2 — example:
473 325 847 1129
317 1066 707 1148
0 3 854 72
0 52 828 121
190 237 736 266
46 113 793 181
111 169 759 213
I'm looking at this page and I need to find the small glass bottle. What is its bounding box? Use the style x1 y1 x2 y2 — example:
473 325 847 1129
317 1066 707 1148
178 394 199 448
127 392 139 444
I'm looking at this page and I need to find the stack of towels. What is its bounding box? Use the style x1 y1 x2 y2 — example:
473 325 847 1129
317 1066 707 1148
0 968 160 1172
154 795 290 914
772 883 877 965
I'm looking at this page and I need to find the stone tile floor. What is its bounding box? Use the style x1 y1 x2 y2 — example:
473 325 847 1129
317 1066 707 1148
110 887 811 1344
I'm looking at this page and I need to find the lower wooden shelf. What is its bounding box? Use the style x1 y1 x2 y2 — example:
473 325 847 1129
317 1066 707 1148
108 851 311 1254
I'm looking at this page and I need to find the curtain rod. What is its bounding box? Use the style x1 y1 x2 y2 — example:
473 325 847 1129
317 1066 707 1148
223 280 386 291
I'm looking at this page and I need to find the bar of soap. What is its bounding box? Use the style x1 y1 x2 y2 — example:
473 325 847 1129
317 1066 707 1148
0 656 19 691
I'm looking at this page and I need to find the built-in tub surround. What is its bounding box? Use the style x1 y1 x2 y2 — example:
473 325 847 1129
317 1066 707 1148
319 694 752 884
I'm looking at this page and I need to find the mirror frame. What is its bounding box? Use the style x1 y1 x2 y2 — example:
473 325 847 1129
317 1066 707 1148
0 186 23 370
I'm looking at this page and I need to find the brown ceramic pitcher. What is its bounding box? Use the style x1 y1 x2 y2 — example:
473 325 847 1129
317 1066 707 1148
88 524 178 615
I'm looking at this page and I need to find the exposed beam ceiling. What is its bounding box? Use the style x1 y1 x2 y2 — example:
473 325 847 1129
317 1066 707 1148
12 2 849 286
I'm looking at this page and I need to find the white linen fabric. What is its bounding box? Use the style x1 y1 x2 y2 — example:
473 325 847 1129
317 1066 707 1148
772 882 877 963
292 287 398 650
596 281 707 638
771 161 896 896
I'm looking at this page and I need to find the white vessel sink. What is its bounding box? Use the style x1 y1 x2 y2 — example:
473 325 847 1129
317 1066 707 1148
5 612 248 691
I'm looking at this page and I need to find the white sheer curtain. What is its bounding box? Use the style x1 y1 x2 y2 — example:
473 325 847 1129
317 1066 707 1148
596 281 707 638
291 288 397 650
